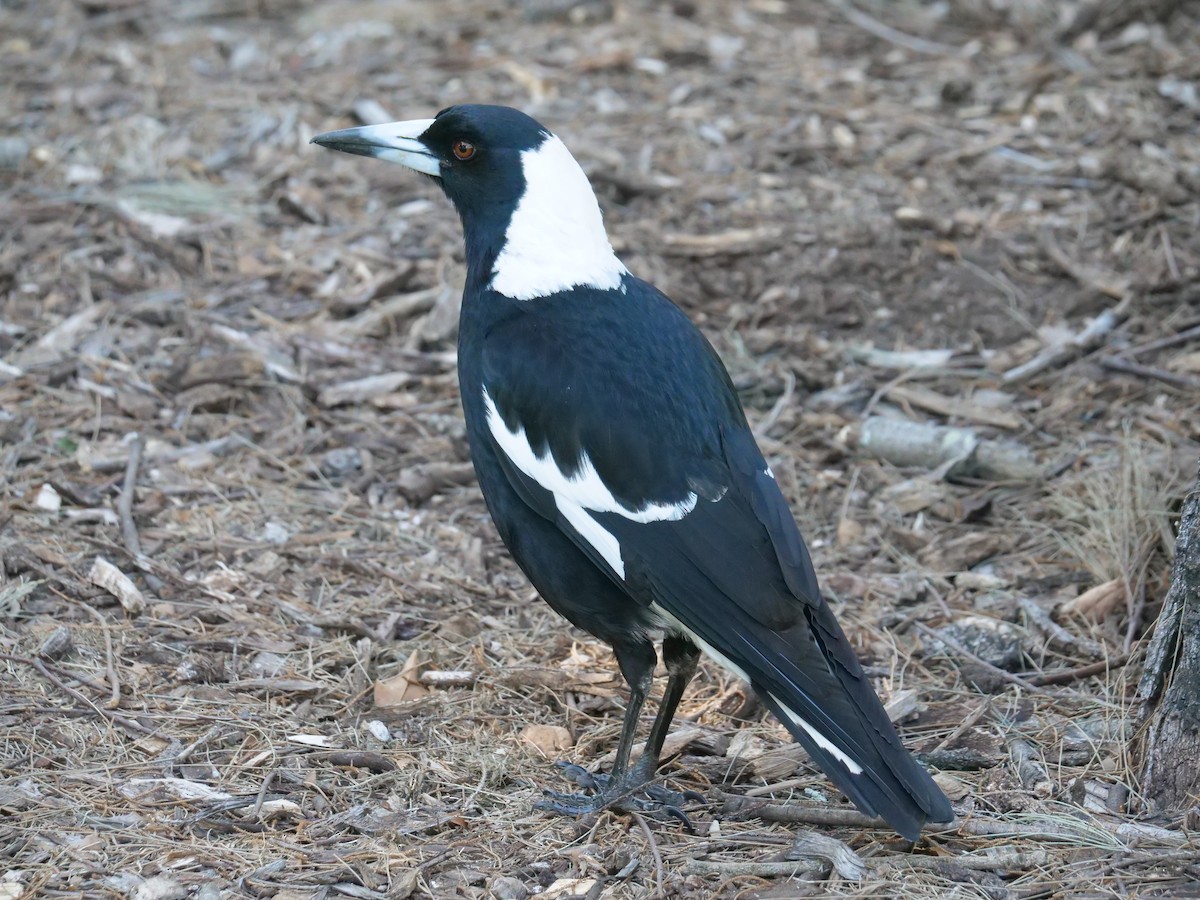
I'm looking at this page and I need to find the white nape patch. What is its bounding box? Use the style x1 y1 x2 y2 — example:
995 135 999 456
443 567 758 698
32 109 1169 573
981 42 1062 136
484 388 697 578
764 466 776 480
351 119 440 175
491 134 628 300
651 604 752 684
768 692 865 775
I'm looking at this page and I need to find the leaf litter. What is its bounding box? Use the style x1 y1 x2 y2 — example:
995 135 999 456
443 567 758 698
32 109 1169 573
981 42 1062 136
1 0 1199 897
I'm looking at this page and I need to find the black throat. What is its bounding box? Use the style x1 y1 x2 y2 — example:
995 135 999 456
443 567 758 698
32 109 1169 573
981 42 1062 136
455 200 516 296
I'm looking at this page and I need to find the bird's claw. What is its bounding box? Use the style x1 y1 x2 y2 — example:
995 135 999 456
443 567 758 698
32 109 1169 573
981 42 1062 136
643 782 706 807
536 788 698 831
553 761 609 792
536 762 704 831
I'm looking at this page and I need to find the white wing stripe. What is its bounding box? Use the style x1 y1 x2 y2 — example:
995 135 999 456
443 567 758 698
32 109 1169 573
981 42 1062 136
484 388 701 580
483 388 697 524
557 497 625 578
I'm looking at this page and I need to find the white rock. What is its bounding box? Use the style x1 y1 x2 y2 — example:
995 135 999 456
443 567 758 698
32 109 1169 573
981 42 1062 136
34 483 61 512
365 720 391 742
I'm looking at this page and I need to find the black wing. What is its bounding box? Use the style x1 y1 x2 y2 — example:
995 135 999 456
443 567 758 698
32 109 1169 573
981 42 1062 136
480 285 951 839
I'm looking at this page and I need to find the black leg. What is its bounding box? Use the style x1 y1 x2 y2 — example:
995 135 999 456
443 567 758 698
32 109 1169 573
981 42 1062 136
607 639 657 781
537 638 657 812
537 635 704 827
643 634 701 762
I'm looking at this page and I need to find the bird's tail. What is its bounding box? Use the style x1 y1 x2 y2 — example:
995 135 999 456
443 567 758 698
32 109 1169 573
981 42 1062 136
734 617 953 841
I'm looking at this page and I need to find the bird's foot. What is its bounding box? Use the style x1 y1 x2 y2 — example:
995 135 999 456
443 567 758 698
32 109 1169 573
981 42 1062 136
535 760 704 829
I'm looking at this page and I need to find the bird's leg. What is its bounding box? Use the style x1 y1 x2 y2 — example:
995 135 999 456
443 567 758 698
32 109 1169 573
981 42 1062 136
550 643 653 794
537 639 656 813
538 636 703 824
623 634 705 808
643 634 702 762
607 641 655 783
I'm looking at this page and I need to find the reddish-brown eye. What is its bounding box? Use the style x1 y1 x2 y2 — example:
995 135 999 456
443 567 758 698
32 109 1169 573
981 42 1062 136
452 139 476 161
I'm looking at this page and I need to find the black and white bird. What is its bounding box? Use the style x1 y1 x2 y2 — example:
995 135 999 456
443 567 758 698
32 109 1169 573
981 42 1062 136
313 105 953 840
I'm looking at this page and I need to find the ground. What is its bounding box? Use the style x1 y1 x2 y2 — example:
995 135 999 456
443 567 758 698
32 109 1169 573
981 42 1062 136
2 0 1200 897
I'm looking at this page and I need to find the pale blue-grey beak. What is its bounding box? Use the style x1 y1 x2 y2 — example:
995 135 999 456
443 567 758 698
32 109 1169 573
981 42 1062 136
311 119 440 176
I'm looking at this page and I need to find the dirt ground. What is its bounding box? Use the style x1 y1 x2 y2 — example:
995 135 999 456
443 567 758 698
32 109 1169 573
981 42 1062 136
3 0 1200 897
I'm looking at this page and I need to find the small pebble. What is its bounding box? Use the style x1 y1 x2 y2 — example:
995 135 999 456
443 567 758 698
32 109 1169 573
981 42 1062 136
490 876 528 900
320 446 363 477
0 137 29 169
38 626 73 661
34 483 61 512
261 521 289 544
365 720 391 742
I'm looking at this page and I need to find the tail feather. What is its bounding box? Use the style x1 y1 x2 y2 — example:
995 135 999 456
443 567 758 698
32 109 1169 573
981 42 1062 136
609 486 954 839
756 689 948 840
736 623 954 841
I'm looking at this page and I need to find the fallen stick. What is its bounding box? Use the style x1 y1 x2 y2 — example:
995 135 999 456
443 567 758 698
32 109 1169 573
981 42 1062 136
1017 596 1107 659
317 371 419 407
724 792 1189 848
917 747 999 770
685 845 1056 881
1027 655 1129 687
659 227 784 257
1126 321 1200 358
858 417 1041 482
329 287 440 338
891 847 1054 872
1002 304 1127 384
75 601 120 709
957 814 1188 847
418 670 478 687
684 857 826 878
117 434 144 559
1099 356 1200 391
85 434 244 474
719 792 888 830
116 434 164 593
823 0 961 56
315 750 398 773
884 383 1022 430
171 724 230 767
1009 738 1053 794
786 830 866 879
631 810 665 895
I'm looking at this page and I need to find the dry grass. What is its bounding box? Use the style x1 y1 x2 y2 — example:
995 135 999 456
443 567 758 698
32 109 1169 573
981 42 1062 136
1047 429 1186 651
3 0 1200 897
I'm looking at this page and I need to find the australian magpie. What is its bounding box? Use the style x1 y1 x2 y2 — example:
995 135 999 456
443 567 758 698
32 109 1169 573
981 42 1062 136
312 104 953 840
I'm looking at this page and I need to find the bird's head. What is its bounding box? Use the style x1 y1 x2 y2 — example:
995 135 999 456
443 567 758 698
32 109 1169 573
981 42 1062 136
312 104 626 300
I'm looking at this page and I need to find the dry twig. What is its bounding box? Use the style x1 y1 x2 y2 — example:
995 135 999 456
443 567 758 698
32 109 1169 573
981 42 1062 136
1099 356 1200 391
824 0 961 56
1028 655 1129 687
75 600 120 709
631 811 665 897
117 434 144 559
